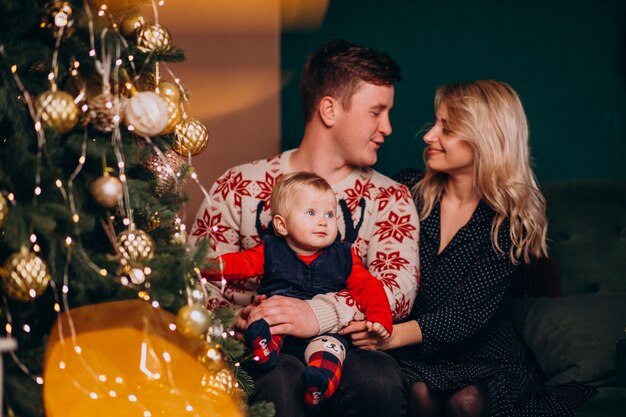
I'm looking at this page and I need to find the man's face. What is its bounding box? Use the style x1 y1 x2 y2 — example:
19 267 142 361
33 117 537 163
331 82 395 167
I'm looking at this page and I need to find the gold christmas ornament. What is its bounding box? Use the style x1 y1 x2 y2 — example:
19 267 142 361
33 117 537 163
161 96 182 134
116 228 155 267
196 343 226 373
0 247 51 301
87 91 126 132
143 148 188 197
124 91 168 136
146 212 161 231
119 12 145 37
157 80 181 103
35 89 79 133
90 174 123 208
0 193 8 228
174 117 209 156
136 23 172 54
176 304 212 339
40 1 75 38
202 368 240 398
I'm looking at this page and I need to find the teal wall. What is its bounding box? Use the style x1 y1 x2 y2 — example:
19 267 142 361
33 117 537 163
281 0 626 181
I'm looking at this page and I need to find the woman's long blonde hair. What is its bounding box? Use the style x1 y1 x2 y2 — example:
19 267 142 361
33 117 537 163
415 80 547 264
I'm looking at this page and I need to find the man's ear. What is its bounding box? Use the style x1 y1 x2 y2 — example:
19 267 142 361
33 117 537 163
272 215 288 237
319 96 336 127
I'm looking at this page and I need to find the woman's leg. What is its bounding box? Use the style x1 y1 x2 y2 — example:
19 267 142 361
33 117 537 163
407 381 444 417
444 384 487 417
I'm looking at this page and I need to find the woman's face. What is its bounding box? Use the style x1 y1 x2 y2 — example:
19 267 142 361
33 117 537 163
423 103 475 176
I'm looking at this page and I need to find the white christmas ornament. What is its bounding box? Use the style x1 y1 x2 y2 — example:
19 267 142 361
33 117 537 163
124 91 168 137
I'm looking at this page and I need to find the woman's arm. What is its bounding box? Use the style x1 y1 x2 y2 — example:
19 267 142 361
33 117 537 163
339 319 423 350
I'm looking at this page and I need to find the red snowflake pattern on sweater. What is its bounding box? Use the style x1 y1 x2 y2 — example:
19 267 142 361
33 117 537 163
373 211 418 243
370 251 411 272
342 179 375 211
227 171 252 208
255 172 282 202
191 209 231 251
376 185 411 211
392 294 411 320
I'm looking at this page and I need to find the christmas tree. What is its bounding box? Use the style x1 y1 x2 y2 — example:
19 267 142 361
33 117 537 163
0 1 272 416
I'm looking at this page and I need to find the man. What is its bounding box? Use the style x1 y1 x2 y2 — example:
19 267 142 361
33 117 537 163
188 38 419 417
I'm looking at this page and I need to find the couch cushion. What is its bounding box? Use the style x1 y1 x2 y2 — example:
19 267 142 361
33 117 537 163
541 180 626 295
575 386 626 417
512 293 626 385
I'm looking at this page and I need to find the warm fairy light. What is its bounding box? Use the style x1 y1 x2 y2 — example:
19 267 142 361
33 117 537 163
65 236 73 246
128 395 137 402
121 277 129 285
35 122 42 132
159 1 165 6
81 104 88 112
33 244 41 252
30 233 37 243
28 289 37 298
116 377 123 384
62 285 69 294
78 156 86 164
151 301 160 308
191 171 198 180
73 61 79 68
72 214 80 223
180 224 186 232
235 362 240 367
100 4 108 10
59 361 65 369
71 69 78 76
5 324 12 333
168 323 176 331
89 49 96 57
174 78 180 83
119 174 126 182
118 161 125 168
144 411 152 417
99 269 107 276
48 72 54 81
74 346 82 354
109 390 117 397
123 218 130 226
34 186 41 195
144 267 152 275
105 101 112 109
127 125 135 131
99 374 107 382
162 352 172 362
35 377 44 385
54 303 61 312
11 65 17 73
7 193 14 201
55 179 62 187
128 55 134 62
185 405 193 412
116 59 122 66
23 324 31 333
90 392 98 399
98 10 105 16
113 115 120 123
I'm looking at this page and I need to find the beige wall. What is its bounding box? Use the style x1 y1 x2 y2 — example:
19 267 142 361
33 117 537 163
156 1 282 227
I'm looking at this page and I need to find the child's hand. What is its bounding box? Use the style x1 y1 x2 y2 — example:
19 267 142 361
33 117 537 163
366 321 390 339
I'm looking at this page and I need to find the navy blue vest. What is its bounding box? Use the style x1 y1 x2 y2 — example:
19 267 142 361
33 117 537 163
258 235 353 300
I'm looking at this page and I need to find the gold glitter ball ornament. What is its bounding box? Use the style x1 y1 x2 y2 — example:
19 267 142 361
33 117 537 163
35 90 79 133
136 23 172 53
196 343 226 373
116 228 155 267
176 304 212 339
174 117 209 156
161 96 182 135
124 91 168 137
157 80 181 103
90 174 123 208
143 148 188 197
0 247 51 301
0 193 8 228
87 91 126 132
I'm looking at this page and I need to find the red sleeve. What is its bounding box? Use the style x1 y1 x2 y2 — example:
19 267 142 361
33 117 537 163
345 248 393 334
202 243 265 281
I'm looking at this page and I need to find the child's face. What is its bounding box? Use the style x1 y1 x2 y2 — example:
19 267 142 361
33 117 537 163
277 187 338 256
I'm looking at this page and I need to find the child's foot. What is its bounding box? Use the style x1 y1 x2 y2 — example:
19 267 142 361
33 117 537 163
302 350 342 408
244 318 282 369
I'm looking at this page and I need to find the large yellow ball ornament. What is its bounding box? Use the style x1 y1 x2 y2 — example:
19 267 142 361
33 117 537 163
176 304 212 339
174 117 209 156
35 89 79 133
90 174 123 208
43 300 244 417
0 246 51 301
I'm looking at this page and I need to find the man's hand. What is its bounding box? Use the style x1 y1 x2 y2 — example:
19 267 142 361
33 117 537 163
247 295 320 338
233 294 267 340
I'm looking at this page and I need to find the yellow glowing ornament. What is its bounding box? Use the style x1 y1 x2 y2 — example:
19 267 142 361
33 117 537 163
174 117 209 156
176 304 212 339
43 300 244 417
0 246 51 301
35 89 79 133
90 173 123 208
196 342 226 373
119 12 145 37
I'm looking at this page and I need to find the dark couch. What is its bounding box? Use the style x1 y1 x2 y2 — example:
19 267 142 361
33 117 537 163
513 180 626 416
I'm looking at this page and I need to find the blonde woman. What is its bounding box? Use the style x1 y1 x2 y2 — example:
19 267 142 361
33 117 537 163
340 80 595 416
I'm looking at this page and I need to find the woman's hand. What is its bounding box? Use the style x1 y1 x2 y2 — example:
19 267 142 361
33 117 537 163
338 321 394 350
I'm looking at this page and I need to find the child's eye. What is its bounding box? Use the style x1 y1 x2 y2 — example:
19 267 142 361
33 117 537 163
325 212 334 219
306 209 315 216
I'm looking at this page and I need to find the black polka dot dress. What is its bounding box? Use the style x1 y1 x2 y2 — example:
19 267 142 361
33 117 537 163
395 199 596 417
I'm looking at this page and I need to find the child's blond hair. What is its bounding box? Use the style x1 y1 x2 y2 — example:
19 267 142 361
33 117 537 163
270 172 333 218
